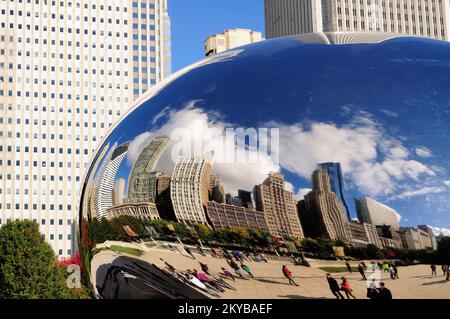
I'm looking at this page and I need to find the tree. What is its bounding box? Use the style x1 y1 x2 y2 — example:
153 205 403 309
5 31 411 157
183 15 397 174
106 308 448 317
0 220 72 299
193 224 213 243
88 218 114 244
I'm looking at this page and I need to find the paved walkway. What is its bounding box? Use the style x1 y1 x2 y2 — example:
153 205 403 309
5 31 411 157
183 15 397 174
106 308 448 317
91 248 450 299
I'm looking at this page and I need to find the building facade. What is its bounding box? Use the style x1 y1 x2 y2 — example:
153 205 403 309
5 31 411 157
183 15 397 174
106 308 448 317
107 202 160 220
264 0 450 41
317 162 351 221
0 0 171 257
127 136 169 203
113 178 126 206
299 169 352 242
376 225 403 249
204 28 263 56
348 221 370 248
204 201 269 232
254 172 304 239
364 222 383 248
400 227 434 250
418 224 438 249
170 153 213 224
356 197 400 229
94 143 129 220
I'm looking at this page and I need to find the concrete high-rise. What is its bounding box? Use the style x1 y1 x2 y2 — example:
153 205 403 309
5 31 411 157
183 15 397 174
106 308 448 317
114 178 126 206
94 143 129 220
418 224 438 250
299 169 352 242
355 197 400 229
254 172 304 239
0 1 171 256
170 153 213 224
127 136 170 203
264 0 450 41
317 162 351 221
204 28 264 56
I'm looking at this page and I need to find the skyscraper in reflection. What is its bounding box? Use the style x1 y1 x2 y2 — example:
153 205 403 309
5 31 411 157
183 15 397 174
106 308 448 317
299 169 352 242
254 172 304 239
127 136 170 203
94 143 129 220
317 162 351 221
170 153 213 224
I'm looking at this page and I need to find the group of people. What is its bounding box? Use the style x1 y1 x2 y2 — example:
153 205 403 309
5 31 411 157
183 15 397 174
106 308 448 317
326 273 392 300
430 264 450 280
183 245 268 263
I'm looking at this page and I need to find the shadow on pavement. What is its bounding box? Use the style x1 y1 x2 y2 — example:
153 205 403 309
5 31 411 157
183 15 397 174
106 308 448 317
278 295 328 299
421 280 449 286
95 256 209 299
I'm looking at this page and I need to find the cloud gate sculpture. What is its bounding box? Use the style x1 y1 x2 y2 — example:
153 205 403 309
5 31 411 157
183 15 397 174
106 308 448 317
78 33 450 299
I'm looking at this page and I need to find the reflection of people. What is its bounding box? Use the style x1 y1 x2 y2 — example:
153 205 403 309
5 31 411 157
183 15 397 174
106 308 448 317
357 263 366 280
282 265 299 286
340 277 357 299
160 258 176 272
240 262 254 278
431 264 437 276
184 246 196 259
376 282 393 300
345 261 352 273
326 273 344 299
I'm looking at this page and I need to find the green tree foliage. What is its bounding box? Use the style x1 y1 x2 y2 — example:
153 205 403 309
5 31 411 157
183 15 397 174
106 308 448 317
193 224 213 243
88 218 114 244
437 237 450 264
0 221 72 299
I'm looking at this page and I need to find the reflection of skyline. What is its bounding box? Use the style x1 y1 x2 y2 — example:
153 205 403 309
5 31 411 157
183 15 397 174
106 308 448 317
94 143 129 220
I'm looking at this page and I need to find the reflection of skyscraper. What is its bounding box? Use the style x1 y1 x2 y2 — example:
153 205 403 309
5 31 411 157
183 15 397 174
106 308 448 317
226 194 242 207
238 190 253 209
171 153 213 224
254 172 304 239
156 173 176 220
355 197 400 230
128 136 170 203
114 179 126 206
209 175 225 203
300 169 352 242
317 162 351 221
94 143 129 220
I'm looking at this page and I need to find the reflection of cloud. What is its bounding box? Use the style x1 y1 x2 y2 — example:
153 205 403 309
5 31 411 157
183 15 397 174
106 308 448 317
415 147 433 158
388 186 445 201
429 226 450 237
146 102 279 195
272 112 435 197
444 180 450 187
380 109 399 118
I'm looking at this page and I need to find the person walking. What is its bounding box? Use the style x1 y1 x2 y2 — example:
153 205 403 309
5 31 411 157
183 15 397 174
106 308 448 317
431 264 437 276
221 267 236 281
383 262 389 273
199 262 210 275
442 264 447 276
326 273 345 299
446 264 450 281
357 263 366 280
160 258 176 272
340 277 357 299
376 282 393 300
345 261 353 273
240 262 254 278
392 263 399 279
282 265 299 286
184 246 196 260
227 259 245 279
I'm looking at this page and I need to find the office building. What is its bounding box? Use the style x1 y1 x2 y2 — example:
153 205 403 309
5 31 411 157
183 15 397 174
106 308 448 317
127 136 170 203
238 189 254 209
0 1 171 256
113 178 126 206
376 225 403 249
299 169 352 242
356 197 400 229
364 222 383 249
204 28 263 56
204 201 269 232
155 173 175 220
107 202 160 221
170 153 213 224
418 224 438 250
400 227 434 250
226 193 242 207
209 175 225 204
317 162 351 221
94 143 129 220
348 221 370 248
254 172 304 239
264 0 450 41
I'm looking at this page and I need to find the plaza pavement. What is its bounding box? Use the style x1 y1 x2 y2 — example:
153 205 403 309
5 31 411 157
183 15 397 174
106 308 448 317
91 248 450 299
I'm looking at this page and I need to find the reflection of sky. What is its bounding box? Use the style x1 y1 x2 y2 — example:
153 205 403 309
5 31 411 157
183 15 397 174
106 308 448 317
91 37 450 232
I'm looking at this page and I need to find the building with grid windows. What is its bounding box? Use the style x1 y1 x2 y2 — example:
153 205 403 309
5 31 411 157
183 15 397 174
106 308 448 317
0 0 171 257
264 0 450 41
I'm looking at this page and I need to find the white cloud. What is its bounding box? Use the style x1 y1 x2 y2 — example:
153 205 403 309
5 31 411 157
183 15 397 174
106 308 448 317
444 180 450 187
388 186 445 201
429 226 450 237
415 147 433 158
271 113 435 197
380 109 399 118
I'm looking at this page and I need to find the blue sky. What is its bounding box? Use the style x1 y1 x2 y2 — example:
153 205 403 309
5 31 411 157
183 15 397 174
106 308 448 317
169 0 264 71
